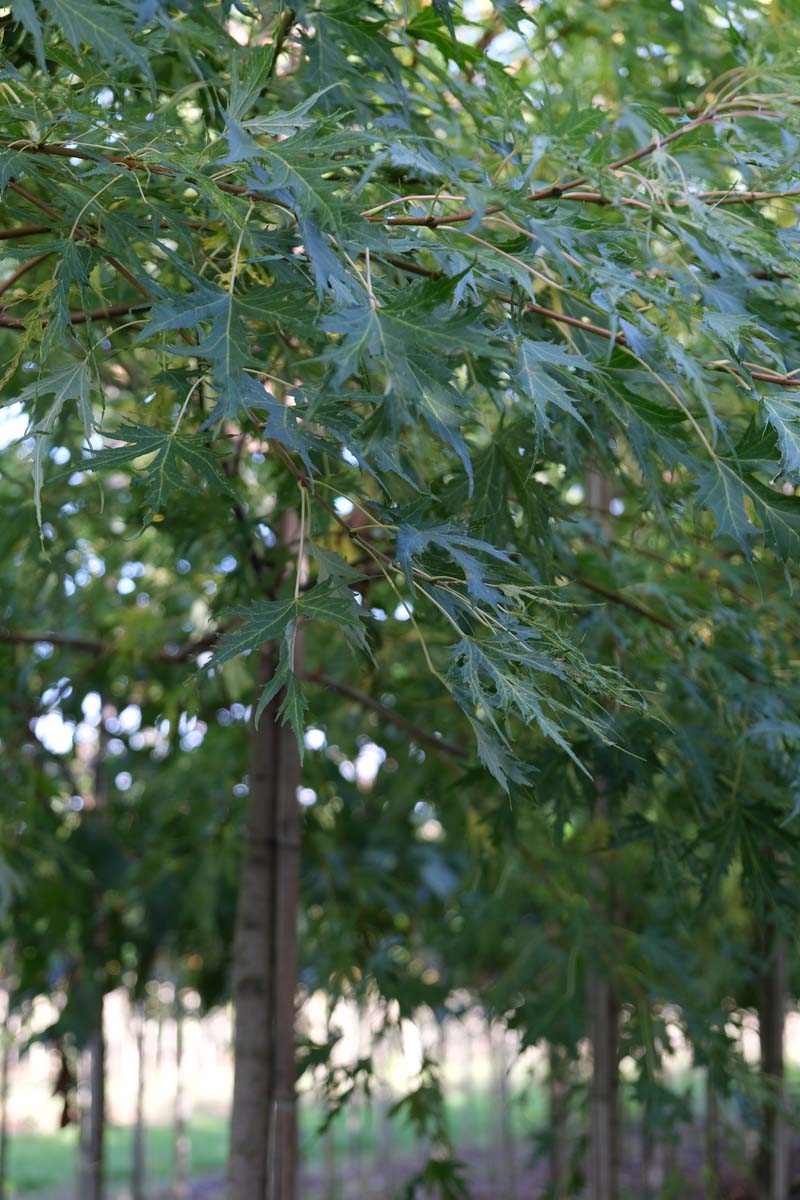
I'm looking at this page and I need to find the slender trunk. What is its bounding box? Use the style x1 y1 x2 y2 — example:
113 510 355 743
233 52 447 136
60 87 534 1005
228 642 276 1200
77 712 109 1200
757 929 788 1200
323 999 339 1200
228 511 303 1200
704 1070 721 1200
266 673 302 1200
77 1049 91 1200
584 466 620 1200
586 963 619 1200
173 1000 190 1200
491 1022 516 1200
548 1044 568 1199
641 1119 654 1200
0 995 12 1200
131 1004 146 1200
79 994 105 1200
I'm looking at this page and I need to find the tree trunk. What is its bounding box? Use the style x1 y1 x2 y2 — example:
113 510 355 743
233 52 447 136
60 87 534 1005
704 1070 721 1200
78 994 105 1200
76 713 109 1200
548 1044 569 1199
584 466 620 1200
641 1119 654 1200
228 512 303 1200
228 643 276 1200
131 1004 146 1200
173 999 190 1200
586 964 619 1200
0 993 12 1200
757 929 788 1200
491 1022 516 1200
267 671 302 1200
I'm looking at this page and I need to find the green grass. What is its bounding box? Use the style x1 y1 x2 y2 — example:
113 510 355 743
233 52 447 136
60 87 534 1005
7 1085 538 1194
8 1118 228 1194
10 1074 713 1194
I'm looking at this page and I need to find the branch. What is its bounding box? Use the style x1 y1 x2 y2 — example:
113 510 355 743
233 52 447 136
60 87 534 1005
0 301 151 330
0 225 51 241
0 627 219 663
0 252 52 297
495 292 800 386
7 180 61 222
302 671 467 760
3 104 786 241
374 106 783 227
576 577 676 632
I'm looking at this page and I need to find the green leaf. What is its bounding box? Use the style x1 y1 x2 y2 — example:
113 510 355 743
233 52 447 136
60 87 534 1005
215 580 366 669
13 0 46 70
82 421 238 526
12 360 93 531
514 338 589 442
432 0 458 38
764 392 800 478
695 460 800 559
41 0 153 78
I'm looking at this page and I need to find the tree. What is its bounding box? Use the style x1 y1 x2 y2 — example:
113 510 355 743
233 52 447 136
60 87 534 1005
3 2 800 1198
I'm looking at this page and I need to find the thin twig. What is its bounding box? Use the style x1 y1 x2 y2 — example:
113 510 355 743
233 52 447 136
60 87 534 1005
302 671 466 759
0 252 52 297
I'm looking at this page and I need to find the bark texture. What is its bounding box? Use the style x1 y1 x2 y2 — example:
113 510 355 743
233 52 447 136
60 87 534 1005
228 649 275 1200
228 512 303 1200
131 1005 146 1200
584 466 620 1200
174 1002 190 1200
757 929 788 1200
704 1071 721 1200
0 996 11 1200
586 963 619 1200
78 997 106 1200
548 1044 569 1199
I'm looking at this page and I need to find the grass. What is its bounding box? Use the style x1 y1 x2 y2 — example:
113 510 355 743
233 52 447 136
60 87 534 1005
11 1070 745 1194
6 1085 547 1194
8 1119 228 1195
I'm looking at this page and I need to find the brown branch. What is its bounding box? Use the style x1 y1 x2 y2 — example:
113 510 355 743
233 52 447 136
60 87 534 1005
0 627 219 663
0 225 51 241
302 671 467 760
495 292 800 386
0 301 151 330
576 577 676 632
1 140 293 216
7 180 61 222
0 253 52 297
376 106 783 228
526 108 780 204
540 187 800 210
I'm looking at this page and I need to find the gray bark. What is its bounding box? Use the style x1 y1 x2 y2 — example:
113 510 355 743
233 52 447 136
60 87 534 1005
131 1004 146 1200
584 467 620 1200
78 995 106 1200
0 995 12 1200
547 1044 569 1199
228 511 303 1200
704 1071 721 1200
174 1001 190 1200
758 932 788 1200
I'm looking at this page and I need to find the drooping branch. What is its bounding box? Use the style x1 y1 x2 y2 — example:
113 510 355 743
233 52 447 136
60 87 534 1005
0 225 51 241
302 671 466 760
0 628 466 759
0 301 151 330
0 253 52 296
376 106 784 227
0 628 219 662
1 102 791 244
